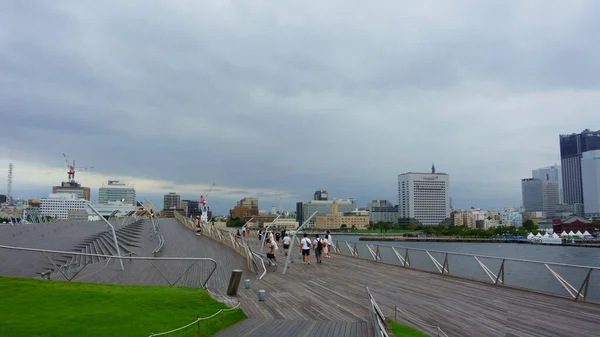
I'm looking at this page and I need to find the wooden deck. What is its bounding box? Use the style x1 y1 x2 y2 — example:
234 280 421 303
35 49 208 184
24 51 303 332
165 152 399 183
216 237 600 337
5 221 600 336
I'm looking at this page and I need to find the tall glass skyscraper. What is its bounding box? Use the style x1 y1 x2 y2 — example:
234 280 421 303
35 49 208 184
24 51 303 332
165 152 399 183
559 129 600 205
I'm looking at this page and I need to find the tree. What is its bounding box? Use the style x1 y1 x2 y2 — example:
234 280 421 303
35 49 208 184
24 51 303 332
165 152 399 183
226 217 245 227
522 219 538 232
340 224 347 229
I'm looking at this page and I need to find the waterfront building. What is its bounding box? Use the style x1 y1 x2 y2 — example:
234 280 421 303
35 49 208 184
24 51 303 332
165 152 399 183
230 205 253 218
582 150 600 218
301 199 356 227
163 192 181 210
52 181 91 201
397 166 450 227
552 216 595 234
314 190 328 201
367 200 398 224
98 180 136 205
40 193 89 219
263 218 299 229
315 200 369 230
500 211 523 228
532 164 563 204
237 197 259 214
453 208 485 228
559 129 600 205
68 209 89 221
521 178 559 218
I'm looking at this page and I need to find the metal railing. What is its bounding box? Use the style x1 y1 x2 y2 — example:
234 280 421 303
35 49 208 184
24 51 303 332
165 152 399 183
153 234 164 256
0 244 218 288
174 212 258 274
148 302 241 336
335 241 600 303
393 306 448 337
366 286 390 337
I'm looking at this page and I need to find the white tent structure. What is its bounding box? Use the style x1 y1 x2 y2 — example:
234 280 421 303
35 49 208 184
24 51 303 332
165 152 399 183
568 231 575 236
575 231 584 238
543 233 550 238
536 233 543 238
583 231 592 237
552 233 560 239
527 233 535 240
560 231 568 237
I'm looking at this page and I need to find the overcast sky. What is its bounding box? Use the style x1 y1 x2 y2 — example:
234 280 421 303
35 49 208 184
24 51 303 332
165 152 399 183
1 0 599 214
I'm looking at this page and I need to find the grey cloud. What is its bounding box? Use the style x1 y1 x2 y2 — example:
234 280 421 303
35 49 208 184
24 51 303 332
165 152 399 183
2 0 600 211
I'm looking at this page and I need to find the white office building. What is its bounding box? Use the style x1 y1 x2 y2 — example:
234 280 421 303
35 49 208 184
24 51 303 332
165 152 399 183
398 167 450 226
99 180 136 205
40 193 90 219
582 150 600 218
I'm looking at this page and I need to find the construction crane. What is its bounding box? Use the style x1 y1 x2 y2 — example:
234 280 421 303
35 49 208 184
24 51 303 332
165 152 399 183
199 182 216 207
62 153 94 183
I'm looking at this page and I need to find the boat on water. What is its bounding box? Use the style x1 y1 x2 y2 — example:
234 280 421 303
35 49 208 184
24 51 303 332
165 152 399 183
533 237 563 245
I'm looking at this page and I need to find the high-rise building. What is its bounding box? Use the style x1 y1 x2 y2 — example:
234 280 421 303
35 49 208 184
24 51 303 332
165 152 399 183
521 178 559 217
163 192 181 210
560 129 600 205
98 180 136 205
582 150 600 218
237 197 259 213
532 164 563 204
367 200 398 224
40 193 89 219
52 181 91 201
398 166 450 226
314 190 328 201
296 202 304 226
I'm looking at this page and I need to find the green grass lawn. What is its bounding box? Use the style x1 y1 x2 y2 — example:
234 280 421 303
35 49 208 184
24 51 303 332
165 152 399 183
0 276 246 337
389 320 431 337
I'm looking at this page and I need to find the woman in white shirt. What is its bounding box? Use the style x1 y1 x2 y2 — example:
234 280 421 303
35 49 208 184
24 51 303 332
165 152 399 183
325 230 333 258
282 234 292 257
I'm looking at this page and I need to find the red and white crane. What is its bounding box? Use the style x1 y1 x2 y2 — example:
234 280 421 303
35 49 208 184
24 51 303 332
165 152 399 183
199 182 216 207
62 153 94 183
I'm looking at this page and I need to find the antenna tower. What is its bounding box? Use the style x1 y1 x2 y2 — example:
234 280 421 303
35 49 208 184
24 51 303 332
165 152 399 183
7 163 13 204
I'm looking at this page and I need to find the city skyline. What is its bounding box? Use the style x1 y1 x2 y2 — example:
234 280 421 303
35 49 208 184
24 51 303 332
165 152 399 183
2 1 599 213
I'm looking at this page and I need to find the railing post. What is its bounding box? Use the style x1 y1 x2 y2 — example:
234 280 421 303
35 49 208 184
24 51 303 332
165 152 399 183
404 249 410 267
495 259 505 285
576 268 593 301
442 253 449 275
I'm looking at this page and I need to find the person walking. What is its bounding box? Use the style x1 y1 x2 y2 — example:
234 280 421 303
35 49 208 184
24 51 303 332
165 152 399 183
258 230 263 242
266 238 276 266
313 234 324 265
300 233 312 264
326 230 333 258
282 233 291 256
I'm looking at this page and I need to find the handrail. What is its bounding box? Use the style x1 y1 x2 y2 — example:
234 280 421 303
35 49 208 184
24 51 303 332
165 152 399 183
336 240 599 302
353 241 600 270
149 302 241 336
153 234 164 256
252 252 268 280
366 286 389 337
394 306 448 337
0 244 218 288
174 214 258 274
